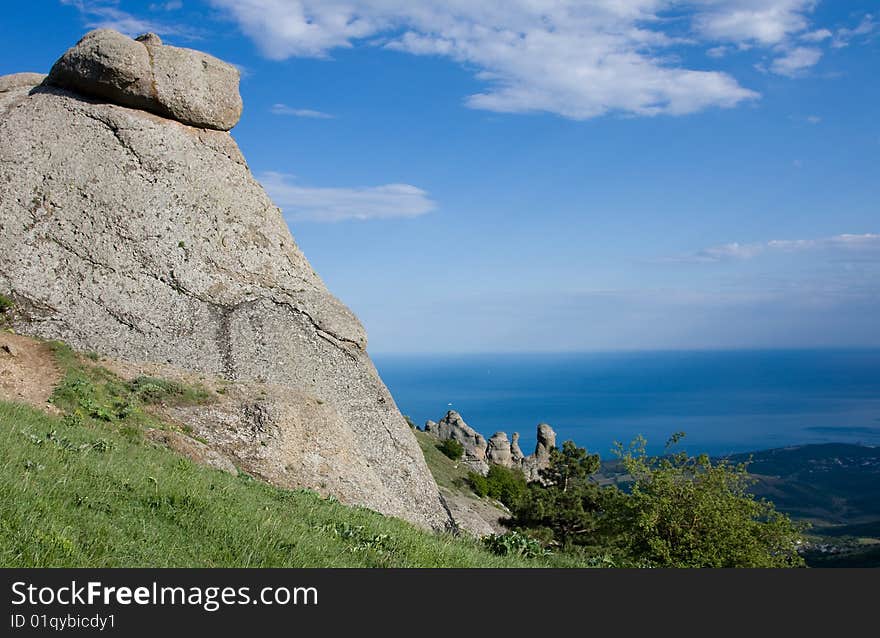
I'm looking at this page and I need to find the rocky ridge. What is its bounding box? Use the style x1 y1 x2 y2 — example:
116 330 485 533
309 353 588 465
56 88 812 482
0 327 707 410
425 410 557 481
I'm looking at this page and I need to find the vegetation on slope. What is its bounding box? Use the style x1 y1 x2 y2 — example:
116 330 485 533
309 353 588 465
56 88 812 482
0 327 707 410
414 430 474 493
0 341 569 568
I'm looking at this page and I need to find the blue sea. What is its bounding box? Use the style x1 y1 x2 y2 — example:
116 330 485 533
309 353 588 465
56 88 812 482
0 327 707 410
373 350 880 457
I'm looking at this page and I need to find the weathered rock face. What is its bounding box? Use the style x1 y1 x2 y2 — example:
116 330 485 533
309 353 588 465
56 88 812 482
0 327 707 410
486 432 513 467
510 432 525 464
0 73 47 93
521 422 557 481
535 423 557 459
428 411 489 474
0 32 450 530
47 29 242 131
425 412 557 481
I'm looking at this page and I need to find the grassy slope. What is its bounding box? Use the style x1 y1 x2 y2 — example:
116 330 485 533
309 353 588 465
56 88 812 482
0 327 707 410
414 430 474 493
0 341 565 568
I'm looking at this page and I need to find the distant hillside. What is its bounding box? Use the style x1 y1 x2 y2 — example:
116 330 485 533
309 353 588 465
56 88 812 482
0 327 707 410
726 444 880 526
724 444 880 567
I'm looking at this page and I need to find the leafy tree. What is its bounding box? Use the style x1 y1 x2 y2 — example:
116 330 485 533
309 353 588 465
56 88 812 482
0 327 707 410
604 433 806 568
510 440 604 548
437 438 464 461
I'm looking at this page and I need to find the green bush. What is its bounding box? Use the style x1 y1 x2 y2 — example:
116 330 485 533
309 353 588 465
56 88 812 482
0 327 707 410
437 438 464 461
603 434 806 568
468 464 528 508
0 293 12 314
506 434 806 567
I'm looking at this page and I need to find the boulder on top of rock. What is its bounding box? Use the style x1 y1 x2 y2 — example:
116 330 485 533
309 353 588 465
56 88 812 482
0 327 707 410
47 29 242 130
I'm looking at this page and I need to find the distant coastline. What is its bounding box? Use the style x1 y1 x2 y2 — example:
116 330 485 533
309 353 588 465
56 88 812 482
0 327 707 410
376 349 880 456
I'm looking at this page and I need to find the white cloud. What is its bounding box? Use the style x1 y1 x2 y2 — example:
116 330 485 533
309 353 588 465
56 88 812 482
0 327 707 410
805 114 821 124
259 171 436 222
832 13 877 48
270 104 335 119
61 0 195 38
769 46 822 76
683 233 880 263
690 0 816 45
209 0 774 120
800 28 831 42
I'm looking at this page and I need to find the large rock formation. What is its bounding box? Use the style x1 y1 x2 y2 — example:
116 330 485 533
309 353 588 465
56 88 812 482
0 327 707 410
0 30 450 530
425 410 557 481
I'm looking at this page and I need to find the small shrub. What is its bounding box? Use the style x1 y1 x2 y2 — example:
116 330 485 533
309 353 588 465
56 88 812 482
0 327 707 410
128 376 211 405
437 438 464 461
469 472 489 497
468 464 528 508
482 531 549 559
0 293 12 314
403 415 417 429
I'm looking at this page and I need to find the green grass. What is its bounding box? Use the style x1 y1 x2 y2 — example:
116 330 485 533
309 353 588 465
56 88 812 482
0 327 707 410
46 341 211 433
0 342 576 567
414 430 474 493
0 401 560 567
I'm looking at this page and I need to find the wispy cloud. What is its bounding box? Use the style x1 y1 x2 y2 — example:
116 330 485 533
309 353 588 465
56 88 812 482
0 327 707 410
149 1 183 11
674 233 880 263
832 13 877 48
270 104 335 119
61 0 196 39
768 46 823 77
800 28 831 43
259 171 436 222
209 0 783 120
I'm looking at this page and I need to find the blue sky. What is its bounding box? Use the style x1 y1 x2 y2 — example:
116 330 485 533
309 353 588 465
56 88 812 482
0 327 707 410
2 1 878 353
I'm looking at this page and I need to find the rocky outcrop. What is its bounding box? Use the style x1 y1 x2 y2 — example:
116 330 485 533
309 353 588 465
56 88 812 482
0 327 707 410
425 411 557 480
0 30 450 530
426 411 489 474
486 432 513 467
521 422 557 481
510 432 525 464
47 29 242 131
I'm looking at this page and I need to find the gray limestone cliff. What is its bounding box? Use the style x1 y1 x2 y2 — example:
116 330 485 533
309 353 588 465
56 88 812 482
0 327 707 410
0 29 450 530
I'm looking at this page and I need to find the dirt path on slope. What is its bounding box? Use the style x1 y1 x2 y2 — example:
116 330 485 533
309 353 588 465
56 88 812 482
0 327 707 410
0 332 62 413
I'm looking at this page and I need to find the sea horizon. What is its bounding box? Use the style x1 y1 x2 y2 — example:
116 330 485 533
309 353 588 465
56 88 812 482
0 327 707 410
375 348 880 458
